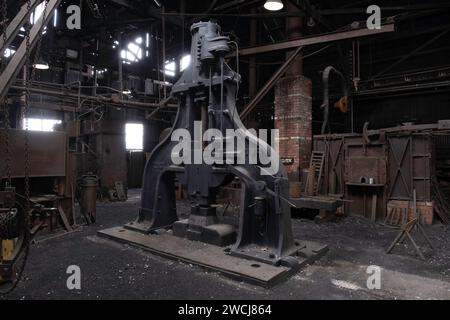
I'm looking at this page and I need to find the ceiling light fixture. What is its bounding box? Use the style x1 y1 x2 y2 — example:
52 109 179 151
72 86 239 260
307 17 316 27
264 0 284 11
33 58 49 70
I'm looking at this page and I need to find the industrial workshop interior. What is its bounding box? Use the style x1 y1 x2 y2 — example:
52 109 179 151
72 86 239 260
1 0 450 305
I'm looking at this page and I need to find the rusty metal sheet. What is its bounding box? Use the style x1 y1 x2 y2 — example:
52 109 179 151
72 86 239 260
0 129 66 178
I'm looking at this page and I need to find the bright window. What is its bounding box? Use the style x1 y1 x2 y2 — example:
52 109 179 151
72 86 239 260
3 48 16 58
126 123 144 151
164 54 191 76
23 118 62 132
121 36 144 64
180 55 191 71
19 1 48 36
30 2 46 24
53 9 58 27
164 60 176 77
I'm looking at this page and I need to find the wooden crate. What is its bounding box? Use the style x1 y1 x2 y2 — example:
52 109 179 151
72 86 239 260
387 200 434 225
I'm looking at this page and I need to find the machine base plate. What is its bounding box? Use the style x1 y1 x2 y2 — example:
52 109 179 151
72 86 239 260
98 227 328 288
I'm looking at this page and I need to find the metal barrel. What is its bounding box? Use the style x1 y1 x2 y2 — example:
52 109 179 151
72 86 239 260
80 175 98 223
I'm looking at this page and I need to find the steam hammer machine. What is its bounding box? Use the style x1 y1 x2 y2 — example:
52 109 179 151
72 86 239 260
100 21 340 286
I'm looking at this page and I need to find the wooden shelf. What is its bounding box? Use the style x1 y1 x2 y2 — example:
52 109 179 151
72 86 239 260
346 183 384 187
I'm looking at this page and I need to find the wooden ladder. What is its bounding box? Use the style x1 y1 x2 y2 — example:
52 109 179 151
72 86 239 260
309 151 325 195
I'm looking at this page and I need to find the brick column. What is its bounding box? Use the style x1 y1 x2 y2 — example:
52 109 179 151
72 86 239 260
275 75 312 198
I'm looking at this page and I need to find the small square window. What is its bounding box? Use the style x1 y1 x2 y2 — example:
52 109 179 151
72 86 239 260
126 123 144 151
23 118 62 132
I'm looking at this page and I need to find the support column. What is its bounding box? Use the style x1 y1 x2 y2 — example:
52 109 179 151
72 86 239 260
275 2 311 198
286 1 303 76
275 76 312 198
249 9 257 99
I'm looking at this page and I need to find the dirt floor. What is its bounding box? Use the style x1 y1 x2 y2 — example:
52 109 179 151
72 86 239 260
2 189 450 300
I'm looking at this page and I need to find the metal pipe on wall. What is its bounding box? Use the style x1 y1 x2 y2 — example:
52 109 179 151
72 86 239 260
118 33 123 99
320 66 349 134
162 6 167 99
10 84 178 111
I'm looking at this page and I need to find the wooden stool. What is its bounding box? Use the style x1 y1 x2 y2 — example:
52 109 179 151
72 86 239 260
386 218 434 260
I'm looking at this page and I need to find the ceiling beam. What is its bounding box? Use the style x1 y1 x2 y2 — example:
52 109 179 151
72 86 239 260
240 46 304 120
239 22 397 120
107 0 183 27
0 0 62 102
236 23 395 56
0 0 40 53
319 4 450 15
288 0 334 30
107 0 139 11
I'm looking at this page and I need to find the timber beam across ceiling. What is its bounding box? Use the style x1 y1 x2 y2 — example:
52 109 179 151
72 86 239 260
107 0 184 27
235 23 396 56
238 22 397 120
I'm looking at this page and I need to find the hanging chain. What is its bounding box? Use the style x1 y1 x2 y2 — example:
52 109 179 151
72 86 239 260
1 0 50 295
23 0 32 216
30 0 49 78
1 0 14 240
2 100 11 188
1 0 11 187
0 209 18 239
0 0 7 71
23 0 49 210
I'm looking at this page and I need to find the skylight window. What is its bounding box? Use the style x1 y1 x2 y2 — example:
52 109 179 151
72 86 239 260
19 2 48 35
30 2 46 24
121 36 144 64
164 61 176 77
3 48 16 58
164 55 191 76
53 9 58 27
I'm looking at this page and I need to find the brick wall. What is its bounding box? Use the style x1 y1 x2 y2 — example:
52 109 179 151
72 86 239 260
275 75 312 197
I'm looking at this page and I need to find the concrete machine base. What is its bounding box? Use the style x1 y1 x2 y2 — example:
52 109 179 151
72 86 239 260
98 227 328 288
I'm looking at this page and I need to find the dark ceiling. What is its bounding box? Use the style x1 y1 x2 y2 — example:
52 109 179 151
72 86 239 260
4 0 450 132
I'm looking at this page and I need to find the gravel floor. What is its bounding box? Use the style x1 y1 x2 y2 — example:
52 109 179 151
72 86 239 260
2 189 450 300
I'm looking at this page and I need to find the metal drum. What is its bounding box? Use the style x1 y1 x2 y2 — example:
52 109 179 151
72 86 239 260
80 175 98 224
